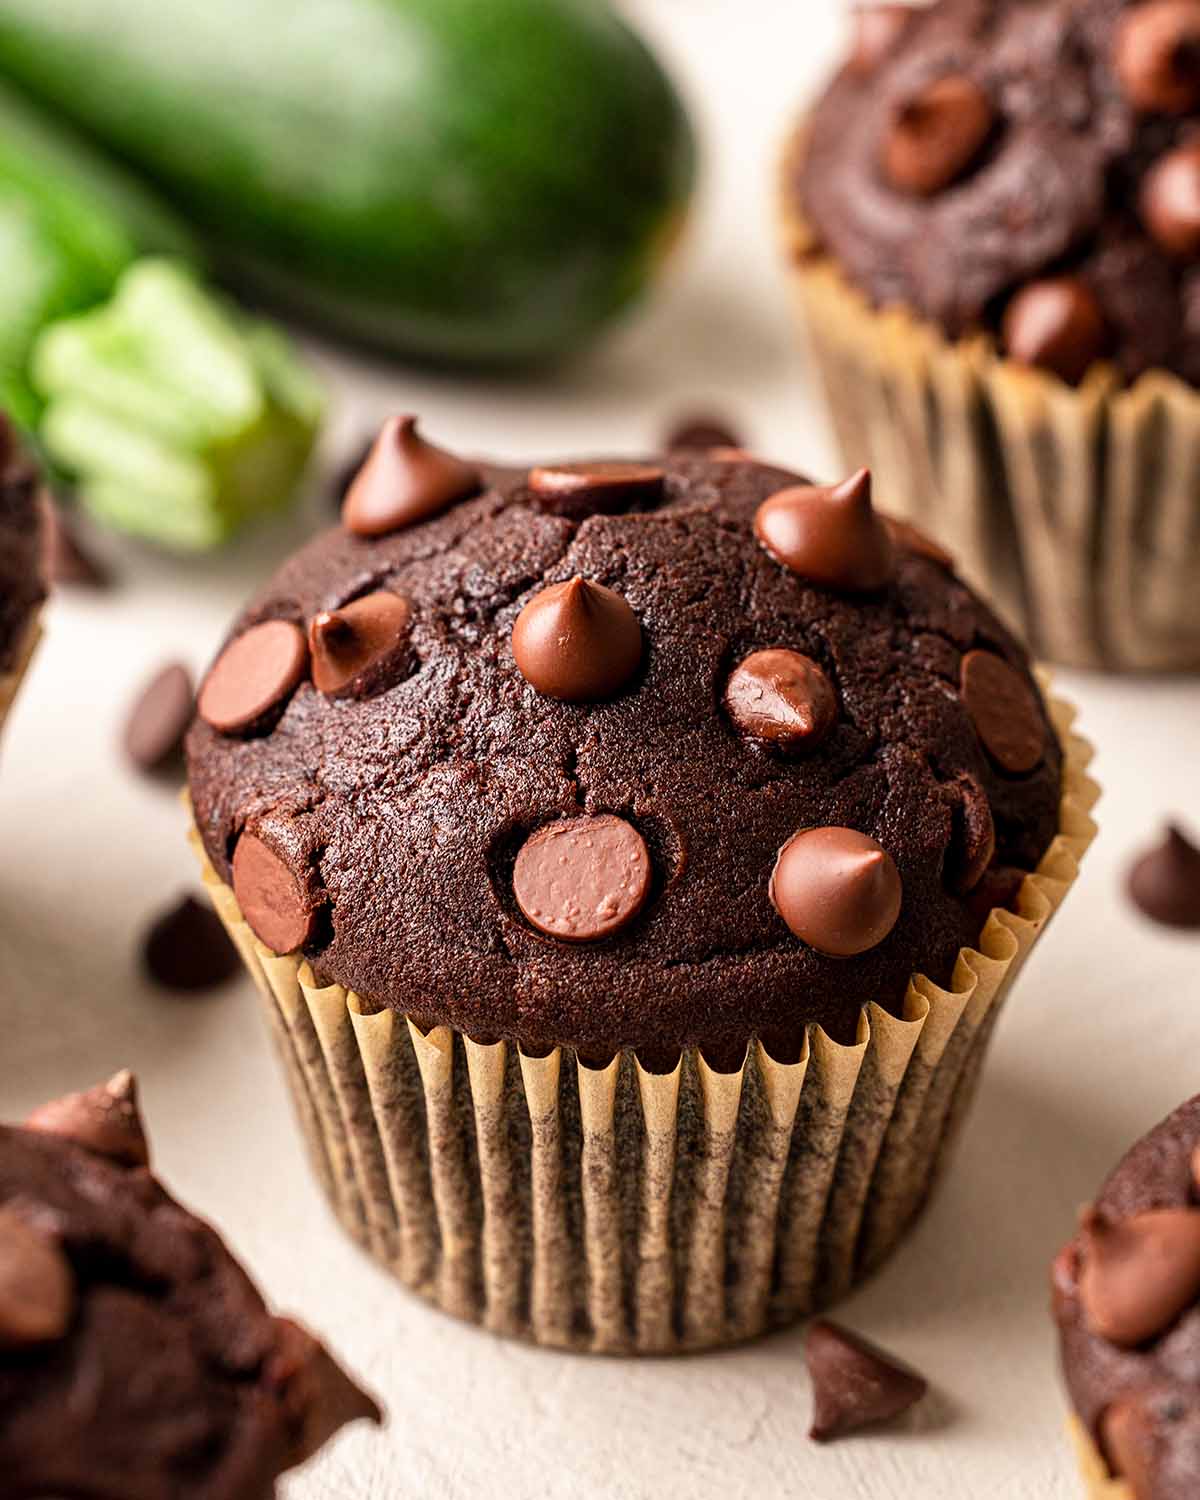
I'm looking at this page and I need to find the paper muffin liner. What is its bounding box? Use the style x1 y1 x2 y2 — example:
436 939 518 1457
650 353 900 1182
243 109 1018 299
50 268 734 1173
782 180 1200 673
186 686 1097 1353
1068 1413 1132 1499
0 611 43 744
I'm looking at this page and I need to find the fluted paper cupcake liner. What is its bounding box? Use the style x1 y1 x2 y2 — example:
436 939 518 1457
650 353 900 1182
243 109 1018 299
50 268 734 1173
187 687 1097 1353
0 612 42 744
1068 1413 1132 1498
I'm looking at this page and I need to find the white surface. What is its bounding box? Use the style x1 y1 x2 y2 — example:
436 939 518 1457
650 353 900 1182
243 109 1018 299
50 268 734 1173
2 3 1199 1496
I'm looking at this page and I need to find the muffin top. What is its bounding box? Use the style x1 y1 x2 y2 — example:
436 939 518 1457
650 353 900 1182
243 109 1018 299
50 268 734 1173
0 414 45 675
0 1073 379 1500
1055 1095 1200 1500
796 0 1200 385
186 420 1063 1067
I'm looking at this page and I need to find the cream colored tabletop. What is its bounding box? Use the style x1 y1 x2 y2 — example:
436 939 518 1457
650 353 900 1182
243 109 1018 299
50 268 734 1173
3 3 1199 1496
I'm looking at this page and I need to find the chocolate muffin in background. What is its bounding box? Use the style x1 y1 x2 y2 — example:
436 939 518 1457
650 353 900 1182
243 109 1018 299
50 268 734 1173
785 0 1200 672
185 416 1097 1353
0 1072 380 1498
0 413 46 739
1054 1095 1200 1500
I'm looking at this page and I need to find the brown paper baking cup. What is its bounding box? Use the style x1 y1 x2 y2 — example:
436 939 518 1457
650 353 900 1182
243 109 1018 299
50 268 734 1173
1068 1413 1132 1499
187 687 1097 1353
782 186 1200 672
0 612 42 743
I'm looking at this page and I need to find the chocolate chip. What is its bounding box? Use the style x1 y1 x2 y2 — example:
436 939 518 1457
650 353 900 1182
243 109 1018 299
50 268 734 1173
512 577 643 702
25 1071 149 1167
197 620 308 736
513 815 651 943
42 500 109 587
805 1320 927 1442
664 413 743 452
331 437 374 511
0 1209 75 1349
771 827 902 957
1142 142 1200 258
723 649 837 752
1115 1 1200 115
754 469 895 592
232 834 318 955
1128 824 1200 928
946 775 996 893
1102 1396 1160 1495
883 75 994 196
959 649 1046 774
848 5 914 77
123 662 194 774
309 591 414 698
1079 1207 1200 1346
526 461 665 520
266 1317 383 1460
884 514 955 569
965 863 1027 926
142 894 241 992
342 415 480 537
1001 277 1108 385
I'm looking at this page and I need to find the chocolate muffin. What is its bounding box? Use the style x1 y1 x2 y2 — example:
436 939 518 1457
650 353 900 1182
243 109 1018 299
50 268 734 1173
1054 1095 1200 1500
784 0 1200 671
186 418 1097 1352
0 1072 380 1498
0 412 45 736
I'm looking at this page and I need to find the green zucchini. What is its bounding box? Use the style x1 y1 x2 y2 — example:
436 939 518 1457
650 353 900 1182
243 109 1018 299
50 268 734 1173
0 0 695 364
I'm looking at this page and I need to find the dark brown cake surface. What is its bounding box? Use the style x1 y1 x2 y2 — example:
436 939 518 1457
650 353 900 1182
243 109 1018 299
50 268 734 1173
186 441 1063 1064
0 416 45 675
796 0 1200 384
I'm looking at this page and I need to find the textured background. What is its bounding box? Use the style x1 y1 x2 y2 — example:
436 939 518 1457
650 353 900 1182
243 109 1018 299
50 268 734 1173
2 2 1199 1495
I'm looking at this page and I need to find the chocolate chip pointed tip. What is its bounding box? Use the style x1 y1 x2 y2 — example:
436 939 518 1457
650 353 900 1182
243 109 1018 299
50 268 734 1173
806 1319 927 1442
24 1071 150 1167
342 414 481 537
267 1317 383 1463
512 576 643 702
754 469 895 592
771 826 902 956
308 590 414 698
1129 824 1200 928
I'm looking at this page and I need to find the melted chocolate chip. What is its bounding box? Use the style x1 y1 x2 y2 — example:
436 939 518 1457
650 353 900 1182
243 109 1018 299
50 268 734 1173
0 1209 75 1349
1001 277 1108 385
512 577 643 702
770 826 902 957
806 1320 928 1442
1142 142 1200 258
513 815 651 943
142 895 241 992
883 75 994 196
848 4 914 78
527 461 665 519
25 1071 149 1168
960 650 1046 774
123 662 194 774
1115 0 1200 115
723 649 838 751
754 470 895 592
342 415 480 538
309 591 414 698
198 620 308 736
1079 1207 1200 1347
1128 824 1200 928
232 834 318 954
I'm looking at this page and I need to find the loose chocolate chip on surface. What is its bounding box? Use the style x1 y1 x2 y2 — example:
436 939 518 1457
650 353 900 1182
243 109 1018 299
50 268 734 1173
25 1071 149 1167
342 415 480 537
959 649 1046 774
1079 1207 1200 1346
723 649 837 751
848 4 914 77
883 514 955 569
946 775 996 894
0 1209 75 1349
663 413 743 452
232 834 317 955
309 590 414 698
1001 277 1108 385
512 577 643 702
1142 142 1200 258
198 620 308 735
1115 0 1200 115
123 662 194 773
754 469 895 592
142 894 241 992
42 500 108 587
771 826 902 957
527 461 665 519
513 815 652 943
806 1320 927 1442
1128 824 1200 928
883 75 994 196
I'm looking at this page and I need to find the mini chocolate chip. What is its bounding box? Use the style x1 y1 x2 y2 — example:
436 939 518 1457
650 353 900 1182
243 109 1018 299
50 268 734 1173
1142 142 1200 258
342 415 480 537
513 815 651 943
805 1320 927 1442
771 827 902 957
754 469 895 592
1001 277 1108 385
198 620 308 736
142 895 240 992
309 591 414 698
1128 824 1200 928
848 5 914 77
232 834 318 954
723 649 837 751
1079 1207 1200 1346
664 413 743 452
42 500 109 587
960 649 1046 774
1102 1396 1160 1494
526 461 665 520
512 577 643 702
25 1071 149 1167
946 775 996 893
0 1209 75 1349
123 662 194 774
883 75 994 196
884 514 955 569
1115 1 1200 115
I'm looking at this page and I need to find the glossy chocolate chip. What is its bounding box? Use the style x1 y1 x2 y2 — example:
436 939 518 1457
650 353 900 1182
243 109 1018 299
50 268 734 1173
342 415 481 537
884 514 955 569
848 5 914 77
232 834 317 955
771 827 902 957
513 815 651 943
806 1320 927 1442
664 413 743 452
25 1070 149 1167
0 1210 75 1349
142 895 241 992
723 649 837 751
1079 1207 1200 1346
883 75 994 196
754 470 895 592
1001 277 1108 385
198 620 308 736
527 461 665 519
960 650 1046 774
1142 142 1200 258
123 662 194 774
1115 1 1200 115
1128 824 1200 928
512 577 643 702
309 591 414 699
946 775 996 894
